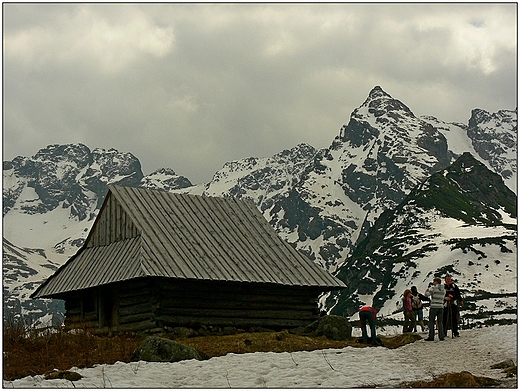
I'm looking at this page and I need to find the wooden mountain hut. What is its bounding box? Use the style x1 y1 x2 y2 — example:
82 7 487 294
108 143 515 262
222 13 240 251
32 185 346 333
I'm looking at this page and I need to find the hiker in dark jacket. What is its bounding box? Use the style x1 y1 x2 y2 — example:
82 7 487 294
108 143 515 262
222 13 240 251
359 305 378 345
411 285 430 332
443 275 461 338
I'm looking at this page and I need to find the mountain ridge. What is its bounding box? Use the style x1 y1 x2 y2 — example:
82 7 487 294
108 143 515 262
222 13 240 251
3 86 517 326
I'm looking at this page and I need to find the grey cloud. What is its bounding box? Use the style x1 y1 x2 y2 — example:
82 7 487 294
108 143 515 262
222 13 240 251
3 3 516 183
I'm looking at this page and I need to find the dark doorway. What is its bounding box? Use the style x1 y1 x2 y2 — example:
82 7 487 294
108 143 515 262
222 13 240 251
98 285 118 328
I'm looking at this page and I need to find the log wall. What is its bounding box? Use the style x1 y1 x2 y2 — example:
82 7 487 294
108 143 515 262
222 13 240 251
153 278 321 329
116 278 156 331
63 291 100 329
63 279 157 332
62 277 323 333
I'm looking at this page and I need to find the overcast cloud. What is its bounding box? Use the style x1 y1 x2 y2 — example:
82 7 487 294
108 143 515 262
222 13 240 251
3 3 517 184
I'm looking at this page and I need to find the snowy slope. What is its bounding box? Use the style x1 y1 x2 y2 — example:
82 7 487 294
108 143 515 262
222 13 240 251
372 211 516 320
329 153 517 322
3 239 68 326
421 116 477 158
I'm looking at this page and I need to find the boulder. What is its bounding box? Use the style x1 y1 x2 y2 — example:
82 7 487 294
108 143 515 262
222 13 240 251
170 327 196 339
44 370 82 381
131 336 209 363
305 315 352 340
491 359 516 369
491 359 517 378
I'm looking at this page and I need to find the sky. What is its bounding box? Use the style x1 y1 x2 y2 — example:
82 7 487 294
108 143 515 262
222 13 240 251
4 324 517 387
3 3 517 184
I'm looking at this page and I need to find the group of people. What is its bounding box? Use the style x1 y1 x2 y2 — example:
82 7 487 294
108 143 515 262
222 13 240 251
403 274 462 340
358 274 462 344
424 274 462 340
402 285 429 333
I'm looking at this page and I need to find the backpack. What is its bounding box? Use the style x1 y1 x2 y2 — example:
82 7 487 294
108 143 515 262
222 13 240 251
411 294 422 309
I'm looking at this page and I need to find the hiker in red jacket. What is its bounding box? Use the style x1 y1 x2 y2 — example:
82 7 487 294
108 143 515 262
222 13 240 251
359 305 378 344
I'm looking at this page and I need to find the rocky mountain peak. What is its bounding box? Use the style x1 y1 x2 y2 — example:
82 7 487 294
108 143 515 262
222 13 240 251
469 108 517 129
329 86 451 211
202 143 317 213
33 143 92 167
367 85 389 98
141 168 193 191
362 86 414 118
3 144 145 220
336 87 423 150
466 108 517 190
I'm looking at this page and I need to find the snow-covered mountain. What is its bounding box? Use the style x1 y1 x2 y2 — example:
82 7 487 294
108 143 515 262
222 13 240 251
185 143 318 214
265 86 453 272
3 86 516 326
196 86 516 275
422 108 517 192
328 152 517 322
3 144 192 250
3 144 192 321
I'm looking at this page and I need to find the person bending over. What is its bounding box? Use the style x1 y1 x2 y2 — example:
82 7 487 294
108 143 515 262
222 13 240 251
359 305 378 345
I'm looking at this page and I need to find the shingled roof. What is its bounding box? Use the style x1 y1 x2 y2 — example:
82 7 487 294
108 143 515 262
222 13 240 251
33 186 345 298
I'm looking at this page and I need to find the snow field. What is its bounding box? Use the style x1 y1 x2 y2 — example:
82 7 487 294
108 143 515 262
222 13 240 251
4 324 516 388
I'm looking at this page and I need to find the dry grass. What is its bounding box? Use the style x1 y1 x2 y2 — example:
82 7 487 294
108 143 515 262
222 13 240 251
174 330 422 357
3 320 141 381
379 332 423 349
176 330 353 357
400 371 502 388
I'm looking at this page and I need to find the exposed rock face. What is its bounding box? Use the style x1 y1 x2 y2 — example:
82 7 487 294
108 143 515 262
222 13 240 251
131 336 209 363
200 143 318 214
140 168 193 191
3 144 144 219
467 108 517 188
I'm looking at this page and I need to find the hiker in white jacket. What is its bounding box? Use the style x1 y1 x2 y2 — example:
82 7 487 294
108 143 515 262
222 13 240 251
424 277 445 341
